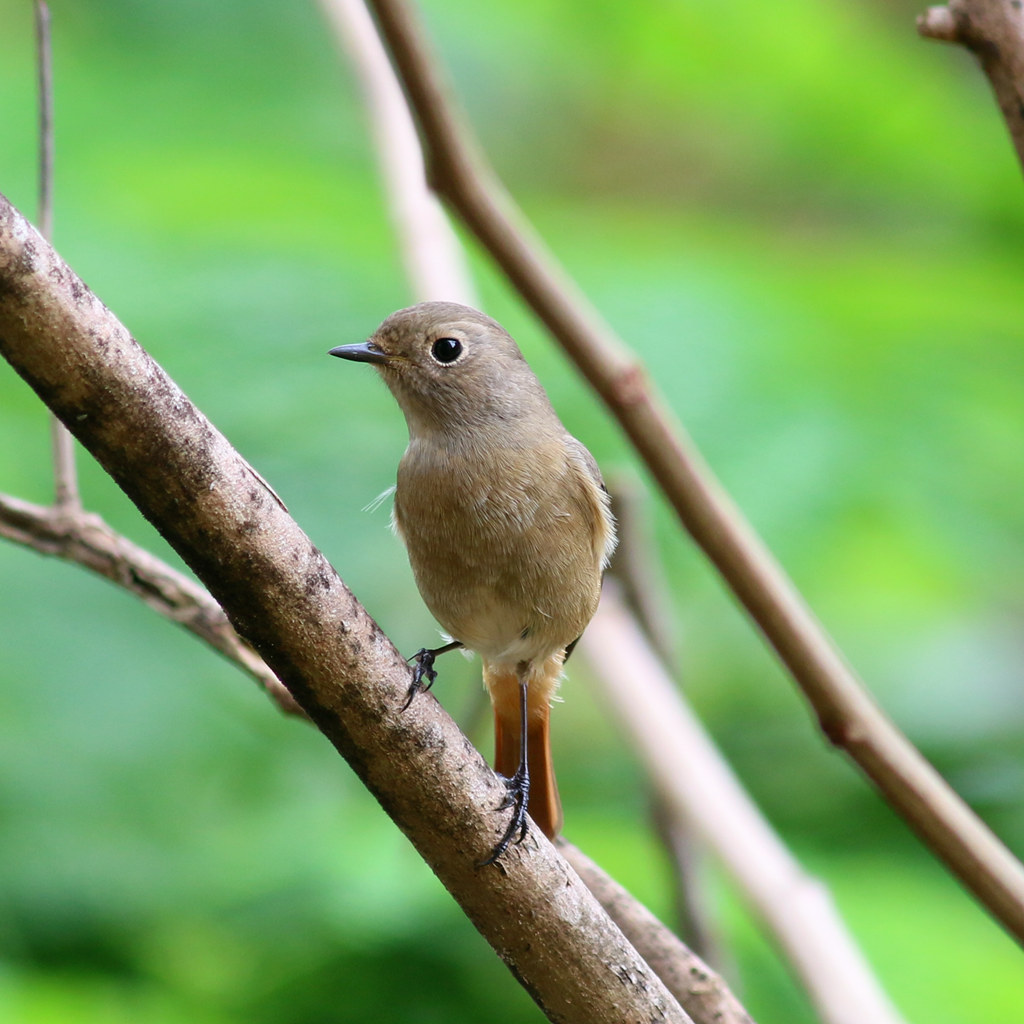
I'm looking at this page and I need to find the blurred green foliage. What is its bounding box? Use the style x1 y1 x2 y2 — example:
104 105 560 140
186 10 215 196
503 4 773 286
1 0 1022 1020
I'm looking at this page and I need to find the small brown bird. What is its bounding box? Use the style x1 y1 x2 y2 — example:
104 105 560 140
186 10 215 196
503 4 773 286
330 301 615 859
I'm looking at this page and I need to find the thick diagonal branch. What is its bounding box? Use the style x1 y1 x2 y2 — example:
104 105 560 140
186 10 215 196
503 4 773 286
0 192 693 1024
364 0 1024 945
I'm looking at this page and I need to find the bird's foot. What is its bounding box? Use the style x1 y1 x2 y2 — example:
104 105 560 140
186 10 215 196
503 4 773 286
403 647 439 710
480 765 530 866
403 640 463 710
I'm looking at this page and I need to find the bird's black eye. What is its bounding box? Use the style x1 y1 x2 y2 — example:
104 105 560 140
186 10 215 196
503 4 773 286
430 337 463 364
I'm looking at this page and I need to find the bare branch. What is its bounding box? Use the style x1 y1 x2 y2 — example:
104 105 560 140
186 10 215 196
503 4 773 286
364 0 1024 945
318 0 474 304
606 475 679 671
49 416 79 512
0 491 302 716
34 1 53 243
580 584 909 1024
651 800 732 974
919 0 1024 171
35 0 79 514
559 839 754 1024
607 478 729 967
0 191 696 1024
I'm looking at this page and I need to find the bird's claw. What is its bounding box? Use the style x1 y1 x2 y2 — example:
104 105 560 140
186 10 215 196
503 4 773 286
480 766 530 866
403 641 463 710
403 647 439 710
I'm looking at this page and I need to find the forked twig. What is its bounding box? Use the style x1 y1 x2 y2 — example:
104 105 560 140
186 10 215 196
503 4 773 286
3 5 295 718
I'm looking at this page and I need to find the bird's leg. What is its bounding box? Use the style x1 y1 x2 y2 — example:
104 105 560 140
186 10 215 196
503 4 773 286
481 671 531 865
404 639 463 710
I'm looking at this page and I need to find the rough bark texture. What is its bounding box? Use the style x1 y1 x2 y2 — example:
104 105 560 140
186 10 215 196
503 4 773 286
0 192 692 1024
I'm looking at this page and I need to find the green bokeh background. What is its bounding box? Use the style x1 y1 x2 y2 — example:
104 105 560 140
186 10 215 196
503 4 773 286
1 1 1023 1021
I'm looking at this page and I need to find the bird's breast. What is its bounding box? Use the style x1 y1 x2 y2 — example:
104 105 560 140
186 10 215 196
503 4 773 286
393 439 605 663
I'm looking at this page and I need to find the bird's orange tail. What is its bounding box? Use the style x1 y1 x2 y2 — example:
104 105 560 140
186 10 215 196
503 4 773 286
493 699 563 840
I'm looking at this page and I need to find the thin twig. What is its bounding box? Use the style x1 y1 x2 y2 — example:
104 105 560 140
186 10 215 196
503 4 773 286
918 0 1024 172
0 491 302 716
606 474 679 671
34 1 53 242
651 798 732 975
34 0 80 514
318 0 474 304
364 0 1024 945
608 478 727 966
10 5 292 720
580 584 909 1024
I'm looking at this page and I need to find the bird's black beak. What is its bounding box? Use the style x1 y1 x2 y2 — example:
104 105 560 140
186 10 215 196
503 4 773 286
328 340 391 365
